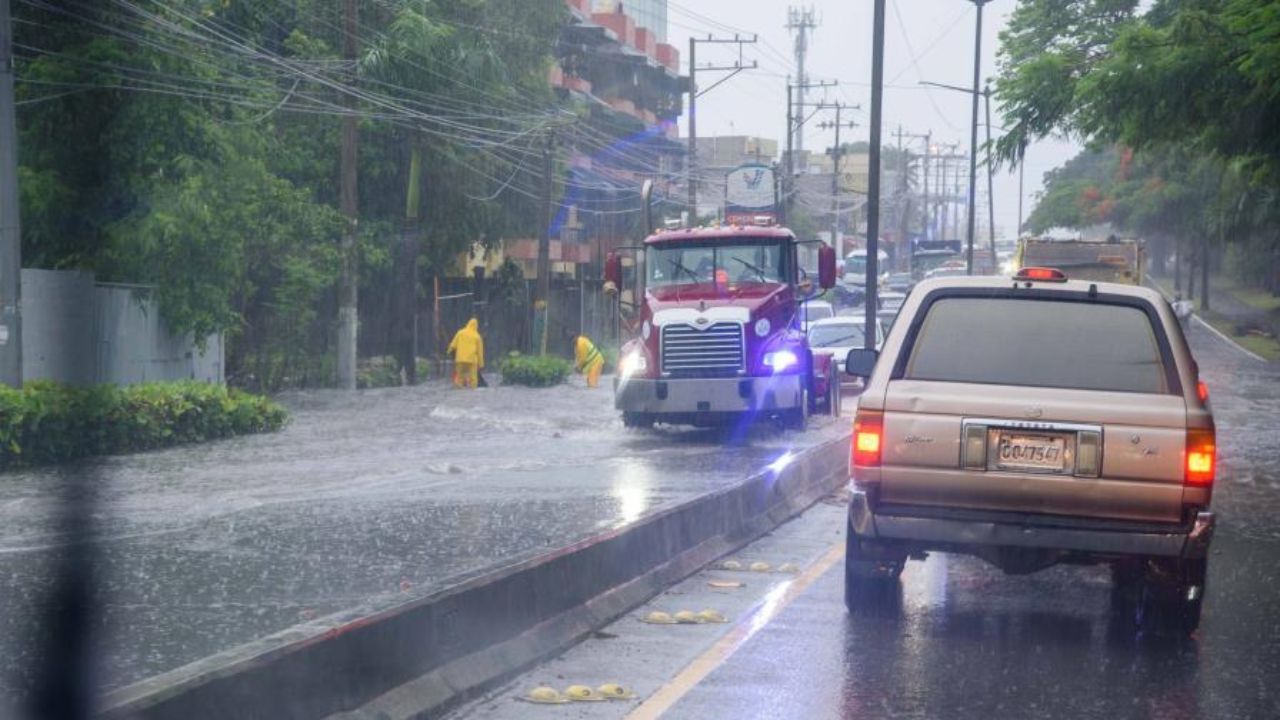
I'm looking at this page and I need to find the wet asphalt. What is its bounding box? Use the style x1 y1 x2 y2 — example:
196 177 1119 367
449 322 1280 720
0 374 845 701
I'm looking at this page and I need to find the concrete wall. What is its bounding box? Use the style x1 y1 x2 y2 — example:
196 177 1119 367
20 269 224 386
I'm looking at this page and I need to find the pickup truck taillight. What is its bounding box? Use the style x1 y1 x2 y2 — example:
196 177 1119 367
852 409 883 468
1185 428 1215 487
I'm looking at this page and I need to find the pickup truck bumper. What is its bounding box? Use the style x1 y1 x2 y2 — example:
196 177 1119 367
848 489 1214 560
614 374 803 414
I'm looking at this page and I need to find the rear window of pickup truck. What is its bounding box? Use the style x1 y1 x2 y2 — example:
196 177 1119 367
904 297 1169 394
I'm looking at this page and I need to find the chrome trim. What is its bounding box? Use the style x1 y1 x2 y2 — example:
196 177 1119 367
1184 511 1215 558
660 321 745 376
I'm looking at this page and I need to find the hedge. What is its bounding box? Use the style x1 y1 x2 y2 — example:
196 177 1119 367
499 353 573 387
356 356 432 389
0 380 288 469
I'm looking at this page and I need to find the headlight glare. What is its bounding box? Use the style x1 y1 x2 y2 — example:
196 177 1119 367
619 351 648 377
763 350 798 373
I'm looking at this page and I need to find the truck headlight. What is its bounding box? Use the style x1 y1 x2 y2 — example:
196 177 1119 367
763 350 798 373
619 351 648 377
754 318 771 337
642 320 652 340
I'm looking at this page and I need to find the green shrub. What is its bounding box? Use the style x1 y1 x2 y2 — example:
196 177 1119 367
499 353 572 387
356 356 433 389
0 381 288 470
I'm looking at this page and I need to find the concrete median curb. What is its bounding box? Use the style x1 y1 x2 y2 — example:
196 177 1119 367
102 432 851 720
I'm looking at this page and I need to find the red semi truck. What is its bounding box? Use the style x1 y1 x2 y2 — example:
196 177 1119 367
604 223 840 429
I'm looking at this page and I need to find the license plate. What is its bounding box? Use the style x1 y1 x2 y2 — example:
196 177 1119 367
994 433 1067 473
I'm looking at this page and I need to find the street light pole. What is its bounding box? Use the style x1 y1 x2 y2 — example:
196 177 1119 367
865 0 886 350
965 0 988 276
983 84 997 268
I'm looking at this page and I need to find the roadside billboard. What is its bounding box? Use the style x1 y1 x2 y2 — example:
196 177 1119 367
723 163 777 224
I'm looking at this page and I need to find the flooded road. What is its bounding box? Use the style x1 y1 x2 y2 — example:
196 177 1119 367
449 322 1280 720
0 376 846 700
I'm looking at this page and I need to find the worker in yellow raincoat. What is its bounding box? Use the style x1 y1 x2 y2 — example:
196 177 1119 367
574 335 605 389
447 318 484 388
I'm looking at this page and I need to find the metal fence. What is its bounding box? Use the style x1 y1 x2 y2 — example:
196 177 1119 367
20 269 224 386
359 276 620 364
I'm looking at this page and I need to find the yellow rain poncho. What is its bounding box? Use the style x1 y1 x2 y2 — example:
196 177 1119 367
575 335 604 388
447 319 484 388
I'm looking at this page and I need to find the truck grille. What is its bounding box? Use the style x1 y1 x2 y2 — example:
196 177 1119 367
661 322 744 376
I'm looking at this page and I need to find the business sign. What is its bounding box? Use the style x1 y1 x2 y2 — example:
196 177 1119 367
724 163 777 213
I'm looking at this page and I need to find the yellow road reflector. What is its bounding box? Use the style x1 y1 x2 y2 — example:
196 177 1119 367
640 611 677 624
777 563 799 573
719 560 742 570
749 561 771 573
707 580 743 589
598 683 638 700
697 609 728 624
566 685 606 702
673 610 701 624
521 686 570 704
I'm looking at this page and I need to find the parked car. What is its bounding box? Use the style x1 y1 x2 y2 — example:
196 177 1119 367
842 266 1216 636
808 316 884 394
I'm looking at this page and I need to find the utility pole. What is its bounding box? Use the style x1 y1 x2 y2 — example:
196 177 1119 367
687 36 696 214
789 78 838 176
784 77 792 224
687 34 757 219
336 0 358 389
817 104 856 258
0 0 21 387
787 6 819 157
398 143 422 384
965 0 990 275
865 0 885 350
535 131 555 354
918 131 930 279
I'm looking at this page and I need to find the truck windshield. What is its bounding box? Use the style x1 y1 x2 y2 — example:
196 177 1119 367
647 240 786 287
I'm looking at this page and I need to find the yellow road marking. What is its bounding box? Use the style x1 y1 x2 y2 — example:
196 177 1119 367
625 542 845 720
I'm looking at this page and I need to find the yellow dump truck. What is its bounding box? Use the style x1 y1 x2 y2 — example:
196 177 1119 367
1014 236 1144 285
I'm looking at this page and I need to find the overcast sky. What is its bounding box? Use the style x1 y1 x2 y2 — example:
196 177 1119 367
664 0 1080 237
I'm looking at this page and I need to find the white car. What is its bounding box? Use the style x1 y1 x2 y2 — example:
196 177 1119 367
801 300 835 331
807 316 884 392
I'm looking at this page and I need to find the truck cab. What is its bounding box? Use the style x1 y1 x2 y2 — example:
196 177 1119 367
606 225 837 429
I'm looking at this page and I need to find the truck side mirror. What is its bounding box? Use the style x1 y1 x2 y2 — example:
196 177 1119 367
818 244 837 289
604 252 623 288
845 348 878 378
